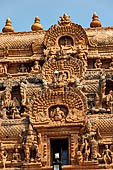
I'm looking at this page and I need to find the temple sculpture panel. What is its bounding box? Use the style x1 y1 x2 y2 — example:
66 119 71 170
0 13 113 170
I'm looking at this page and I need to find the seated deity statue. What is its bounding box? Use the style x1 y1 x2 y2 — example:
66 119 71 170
66 108 84 122
51 107 65 121
31 61 41 73
12 148 21 162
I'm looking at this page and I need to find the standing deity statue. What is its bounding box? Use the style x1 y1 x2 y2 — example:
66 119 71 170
102 145 112 164
2 87 11 108
78 120 102 162
1 150 8 169
20 79 27 106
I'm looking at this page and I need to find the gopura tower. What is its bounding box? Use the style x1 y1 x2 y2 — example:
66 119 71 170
0 13 113 170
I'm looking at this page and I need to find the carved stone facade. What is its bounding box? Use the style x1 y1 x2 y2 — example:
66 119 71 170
0 14 113 170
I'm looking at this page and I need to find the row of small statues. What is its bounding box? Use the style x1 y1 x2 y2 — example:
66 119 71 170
0 146 40 169
77 144 113 165
94 58 113 69
0 61 41 74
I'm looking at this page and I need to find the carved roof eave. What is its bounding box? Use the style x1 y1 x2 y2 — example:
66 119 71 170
0 56 45 63
0 118 28 139
30 120 86 129
87 53 113 59
0 30 46 50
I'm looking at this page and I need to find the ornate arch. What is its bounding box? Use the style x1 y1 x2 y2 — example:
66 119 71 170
29 87 87 124
42 56 85 82
44 15 88 49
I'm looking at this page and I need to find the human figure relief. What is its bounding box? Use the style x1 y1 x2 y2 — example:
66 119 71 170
31 61 41 73
23 123 41 163
106 90 113 113
78 121 102 162
1 150 8 169
54 107 65 121
66 108 84 122
12 148 21 162
76 151 83 164
20 79 27 106
19 64 27 73
2 87 11 108
102 145 112 164
50 107 65 122
95 59 102 69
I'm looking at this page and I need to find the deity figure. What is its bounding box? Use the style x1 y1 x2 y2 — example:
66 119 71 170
102 145 112 164
85 121 101 160
76 44 87 69
20 79 27 106
95 59 102 69
19 64 27 73
76 151 83 164
50 107 65 122
11 97 21 119
2 87 11 108
106 90 113 113
23 123 41 163
94 94 100 111
66 108 84 122
1 150 8 169
58 14 72 26
54 107 65 121
78 120 102 162
31 61 41 73
12 148 21 162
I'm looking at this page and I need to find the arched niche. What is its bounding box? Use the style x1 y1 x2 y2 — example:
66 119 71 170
29 88 87 124
58 36 74 47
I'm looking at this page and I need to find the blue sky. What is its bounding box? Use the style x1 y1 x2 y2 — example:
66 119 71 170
0 0 113 32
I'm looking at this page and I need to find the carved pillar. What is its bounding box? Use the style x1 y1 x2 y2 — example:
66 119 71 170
70 133 79 165
42 134 47 166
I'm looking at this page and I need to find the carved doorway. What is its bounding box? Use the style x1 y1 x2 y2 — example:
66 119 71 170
50 138 68 166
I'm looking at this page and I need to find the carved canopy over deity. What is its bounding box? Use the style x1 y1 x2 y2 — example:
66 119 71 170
44 14 88 50
28 84 87 126
42 55 85 83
